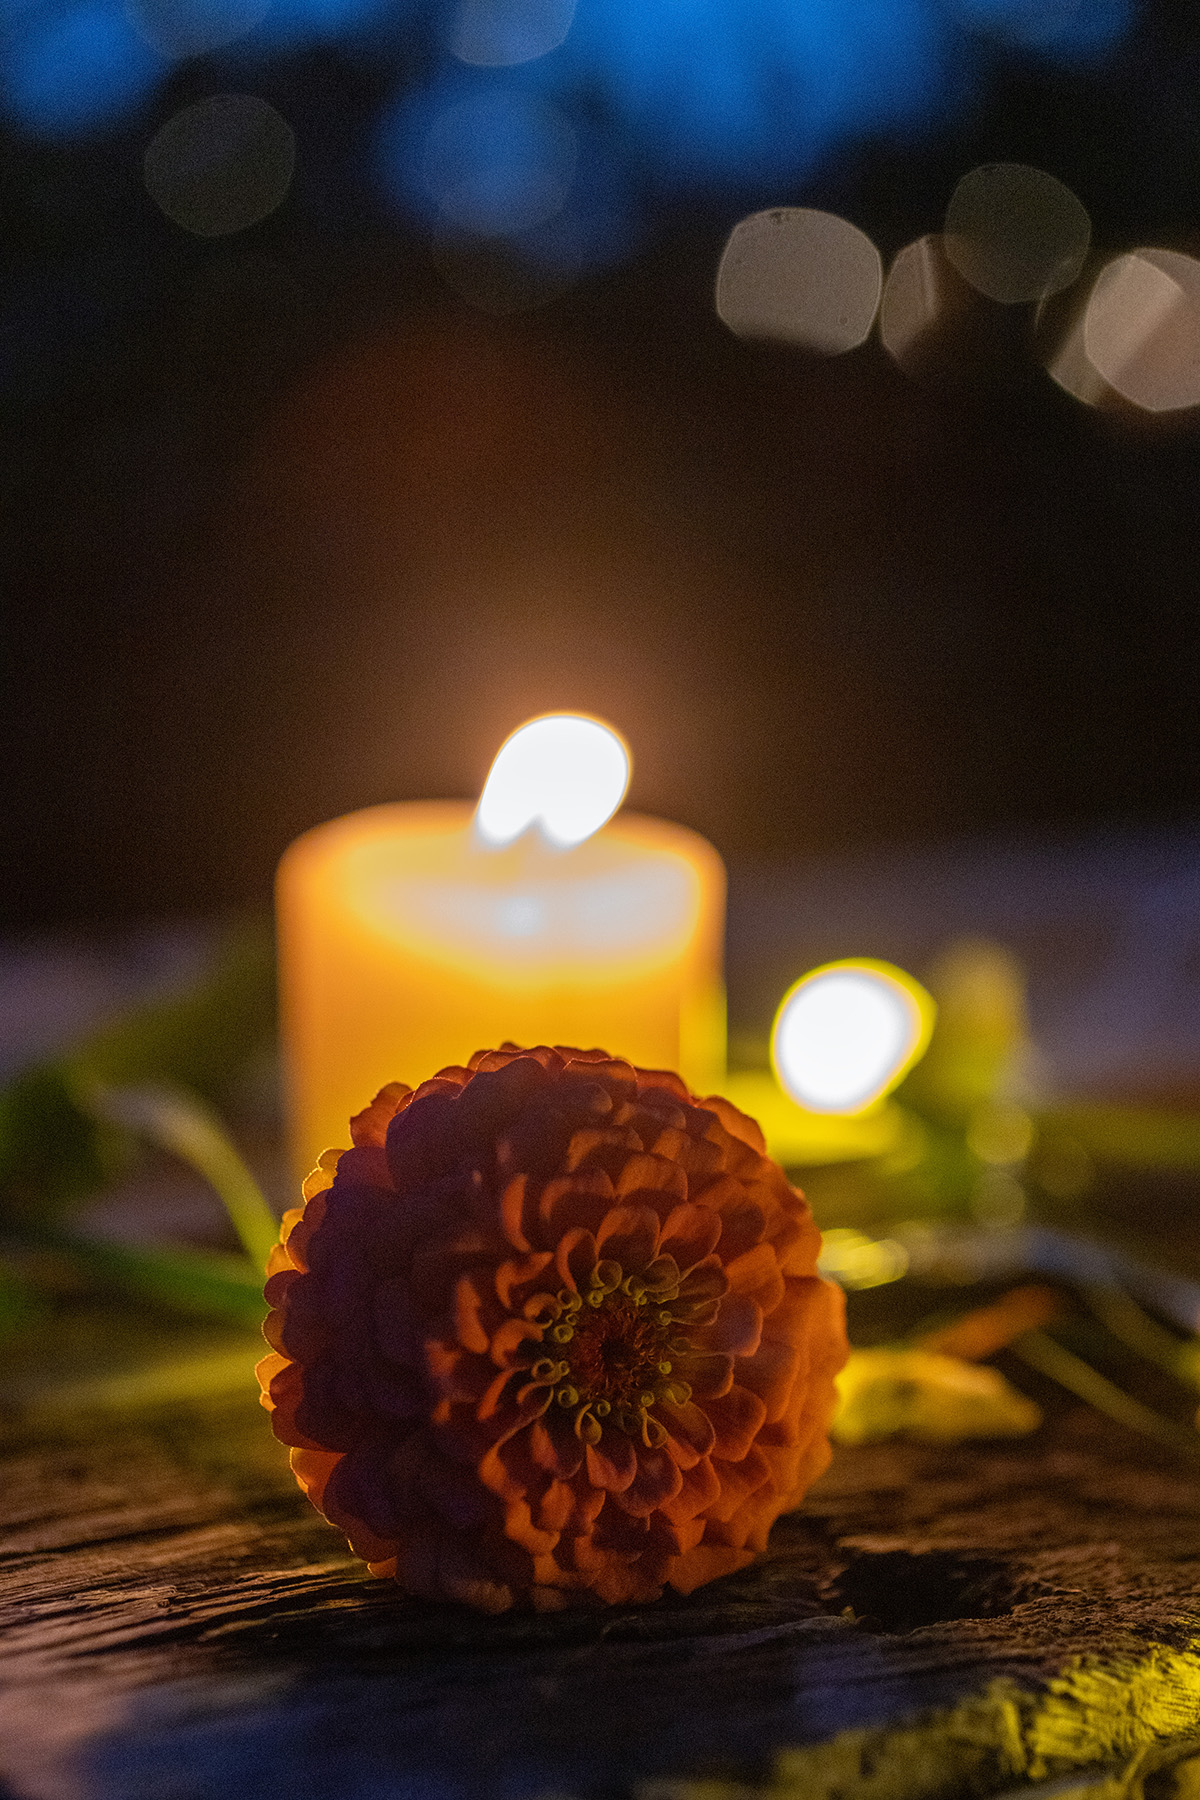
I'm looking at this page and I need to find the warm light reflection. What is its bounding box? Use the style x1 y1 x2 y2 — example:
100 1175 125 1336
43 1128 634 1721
1082 250 1200 413
818 1227 910 1290
715 208 882 355
878 233 979 381
771 959 936 1115
944 163 1090 304
476 713 631 848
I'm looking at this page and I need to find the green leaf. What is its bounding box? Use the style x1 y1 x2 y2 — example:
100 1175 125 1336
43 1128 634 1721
0 1062 128 1223
81 1082 279 1270
37 1231 267 1327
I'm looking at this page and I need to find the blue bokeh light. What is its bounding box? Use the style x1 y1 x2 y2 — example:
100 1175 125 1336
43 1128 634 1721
543 0 951 186
1 0 165 135
231 0 412 56
375 70 642 272
0 0 1133 281
950 0 1133 58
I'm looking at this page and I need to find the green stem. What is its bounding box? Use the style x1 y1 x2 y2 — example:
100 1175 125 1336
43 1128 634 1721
1081 1285 1200 1395
1013 1328 1200 1464
78 1081 279 1270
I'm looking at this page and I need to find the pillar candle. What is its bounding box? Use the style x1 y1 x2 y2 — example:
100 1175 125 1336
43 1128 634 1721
277 722 725 1177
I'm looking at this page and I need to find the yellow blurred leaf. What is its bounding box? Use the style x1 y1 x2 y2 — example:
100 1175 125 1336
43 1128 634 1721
902 939 1028 1126
832 1347 1042 1445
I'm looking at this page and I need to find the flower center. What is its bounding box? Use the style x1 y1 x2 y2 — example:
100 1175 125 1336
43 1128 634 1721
568 1294 667 1407
525 1259 695 1449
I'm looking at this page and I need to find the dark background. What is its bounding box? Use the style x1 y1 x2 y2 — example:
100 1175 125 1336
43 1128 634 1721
3 0 1199 931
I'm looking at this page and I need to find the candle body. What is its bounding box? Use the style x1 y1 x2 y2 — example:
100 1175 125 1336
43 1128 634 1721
277 802 725 1176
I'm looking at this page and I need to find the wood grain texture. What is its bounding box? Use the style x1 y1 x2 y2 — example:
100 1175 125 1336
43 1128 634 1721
2 1363 1199 1800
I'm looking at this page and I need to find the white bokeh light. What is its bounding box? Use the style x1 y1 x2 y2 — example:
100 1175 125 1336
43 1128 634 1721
771 963 931 1114
1082 249 1200 413
715 208 882 354
475 713 631 849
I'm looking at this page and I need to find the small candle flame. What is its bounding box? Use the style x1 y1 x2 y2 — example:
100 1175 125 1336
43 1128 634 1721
476 713 631 849
771 960 935 1115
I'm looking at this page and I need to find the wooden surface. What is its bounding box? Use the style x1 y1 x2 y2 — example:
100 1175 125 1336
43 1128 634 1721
5 886 1200 1800
3 1328 1200 1800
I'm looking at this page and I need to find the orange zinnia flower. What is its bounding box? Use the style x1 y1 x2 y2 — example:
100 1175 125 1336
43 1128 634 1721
258 1046 847 1612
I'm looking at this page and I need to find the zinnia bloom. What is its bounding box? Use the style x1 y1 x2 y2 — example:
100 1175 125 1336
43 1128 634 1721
258 1045 847 1612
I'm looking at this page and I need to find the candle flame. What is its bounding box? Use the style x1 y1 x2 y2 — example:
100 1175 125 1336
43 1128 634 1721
771 959 935 1116
476 713 631 849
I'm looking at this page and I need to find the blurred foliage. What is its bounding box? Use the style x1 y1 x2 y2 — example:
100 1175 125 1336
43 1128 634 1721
901 939 1028 1129
796 936 1037 1228
833 1347 1042 1445
0 917 277 1328
1 920 1199 1469
0 917 275 1228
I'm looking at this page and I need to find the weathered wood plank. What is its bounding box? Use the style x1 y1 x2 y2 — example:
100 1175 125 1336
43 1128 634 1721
2 1358 1199 1800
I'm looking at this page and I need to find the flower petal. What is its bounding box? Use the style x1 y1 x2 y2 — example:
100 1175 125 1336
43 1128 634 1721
494 1251 555 1313
535 1478 576 1534
498 1174 534 1253
731 1337 801 1423
385 1088 461 1195
350 1082 412 1148
554 1226 599 1293
715 1203 768 1263
489 1316 543 1368
595 1204 661 1274
562 1054 638 1098
585 1428 638 1492
664 1542 755 1596
658 1399 716 1467
639 1071 694 1108
478 1402 556 1499
614 1152 689 1210
699 1293 763 1358
613 1447 683 1517
657 1203 723 1274
723 1243 786 1314
527 1414 584 1480
676 1254 728 1302
452 1271 497 1354
660 1454 722 1525
702 1093 767 1153
673 1351 734 1398
703 1444 772 1527
538 1167 616 1238
703 1385 769 1461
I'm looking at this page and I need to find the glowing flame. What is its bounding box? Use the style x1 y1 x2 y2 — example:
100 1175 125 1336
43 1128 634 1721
476 713 631 849
771 959 936 1115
